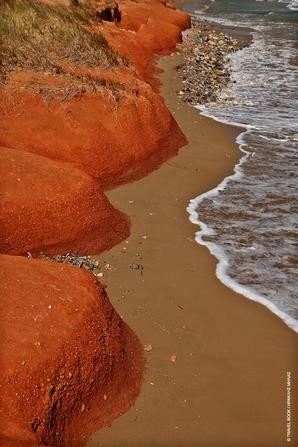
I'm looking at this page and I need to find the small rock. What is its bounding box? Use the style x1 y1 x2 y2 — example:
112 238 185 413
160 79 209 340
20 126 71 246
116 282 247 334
144 344 153 352
104 263 113 271
129 263 144 275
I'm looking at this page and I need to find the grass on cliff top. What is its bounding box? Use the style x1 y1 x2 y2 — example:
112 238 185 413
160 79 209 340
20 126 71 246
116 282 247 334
0 0 129 87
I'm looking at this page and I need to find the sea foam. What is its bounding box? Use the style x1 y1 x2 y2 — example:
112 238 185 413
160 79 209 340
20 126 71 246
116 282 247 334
187 1 298 332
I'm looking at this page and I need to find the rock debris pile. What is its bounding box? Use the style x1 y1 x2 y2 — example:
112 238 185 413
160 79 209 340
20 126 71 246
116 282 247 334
177 19 239 105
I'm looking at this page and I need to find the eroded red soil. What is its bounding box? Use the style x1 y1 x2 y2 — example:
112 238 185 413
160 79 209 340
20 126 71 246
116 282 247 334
0 146 130 255
0 0 189 257
0 1 190 445
0 76 186 189
0 255 144 446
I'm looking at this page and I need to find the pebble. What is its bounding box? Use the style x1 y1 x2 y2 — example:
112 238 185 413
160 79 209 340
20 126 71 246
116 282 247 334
104 263 113 271
40 253 97 272
129 263 144 272
177 17 240 106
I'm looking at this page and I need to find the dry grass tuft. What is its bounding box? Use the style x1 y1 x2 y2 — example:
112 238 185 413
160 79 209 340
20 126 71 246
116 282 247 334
0 0 129 95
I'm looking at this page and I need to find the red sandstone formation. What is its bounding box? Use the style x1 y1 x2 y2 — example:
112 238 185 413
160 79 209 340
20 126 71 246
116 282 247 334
0 0 189 190
0 255 144 446
0 0 190 255
0 147 130 255
0 76 186 189
119 0 190 32
97 0 191 83
0 1 190 444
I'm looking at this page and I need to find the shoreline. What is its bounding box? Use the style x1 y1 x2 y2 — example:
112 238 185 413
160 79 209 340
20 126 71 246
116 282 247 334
87 51 298 446
188 108 298 333
1 2 297 444
179 4 298 332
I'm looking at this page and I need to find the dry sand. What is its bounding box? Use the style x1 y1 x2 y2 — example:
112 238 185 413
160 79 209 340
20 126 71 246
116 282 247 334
87 53 298 447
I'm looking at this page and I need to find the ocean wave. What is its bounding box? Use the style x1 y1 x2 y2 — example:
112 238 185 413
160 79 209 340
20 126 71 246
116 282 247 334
279 0 298 11
187 4 298 332
187 120 298 333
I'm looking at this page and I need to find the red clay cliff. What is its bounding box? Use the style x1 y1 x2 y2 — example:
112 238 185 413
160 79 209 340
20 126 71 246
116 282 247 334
0 0 189 255
0 146 130 256
0 255 144 446
0 1 190 445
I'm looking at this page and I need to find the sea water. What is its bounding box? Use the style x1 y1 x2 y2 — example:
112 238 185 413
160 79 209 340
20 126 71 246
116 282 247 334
185 0 298 331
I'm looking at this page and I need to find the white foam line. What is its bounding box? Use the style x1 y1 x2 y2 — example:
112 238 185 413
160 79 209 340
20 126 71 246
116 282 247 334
279 0 298 10
187 106 298 333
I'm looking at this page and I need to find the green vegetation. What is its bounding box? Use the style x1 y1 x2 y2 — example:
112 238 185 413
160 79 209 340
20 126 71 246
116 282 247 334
0 0 128 89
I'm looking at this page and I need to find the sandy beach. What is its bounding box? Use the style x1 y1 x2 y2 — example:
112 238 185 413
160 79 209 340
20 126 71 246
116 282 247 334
1 1 297 445
87 53 298 446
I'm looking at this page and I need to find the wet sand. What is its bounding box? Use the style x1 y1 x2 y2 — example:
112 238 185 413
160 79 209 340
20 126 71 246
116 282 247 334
87 53 298 447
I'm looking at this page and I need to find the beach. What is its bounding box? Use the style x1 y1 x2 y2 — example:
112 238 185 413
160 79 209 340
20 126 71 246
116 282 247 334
87 53 298 446
0 1 297 445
